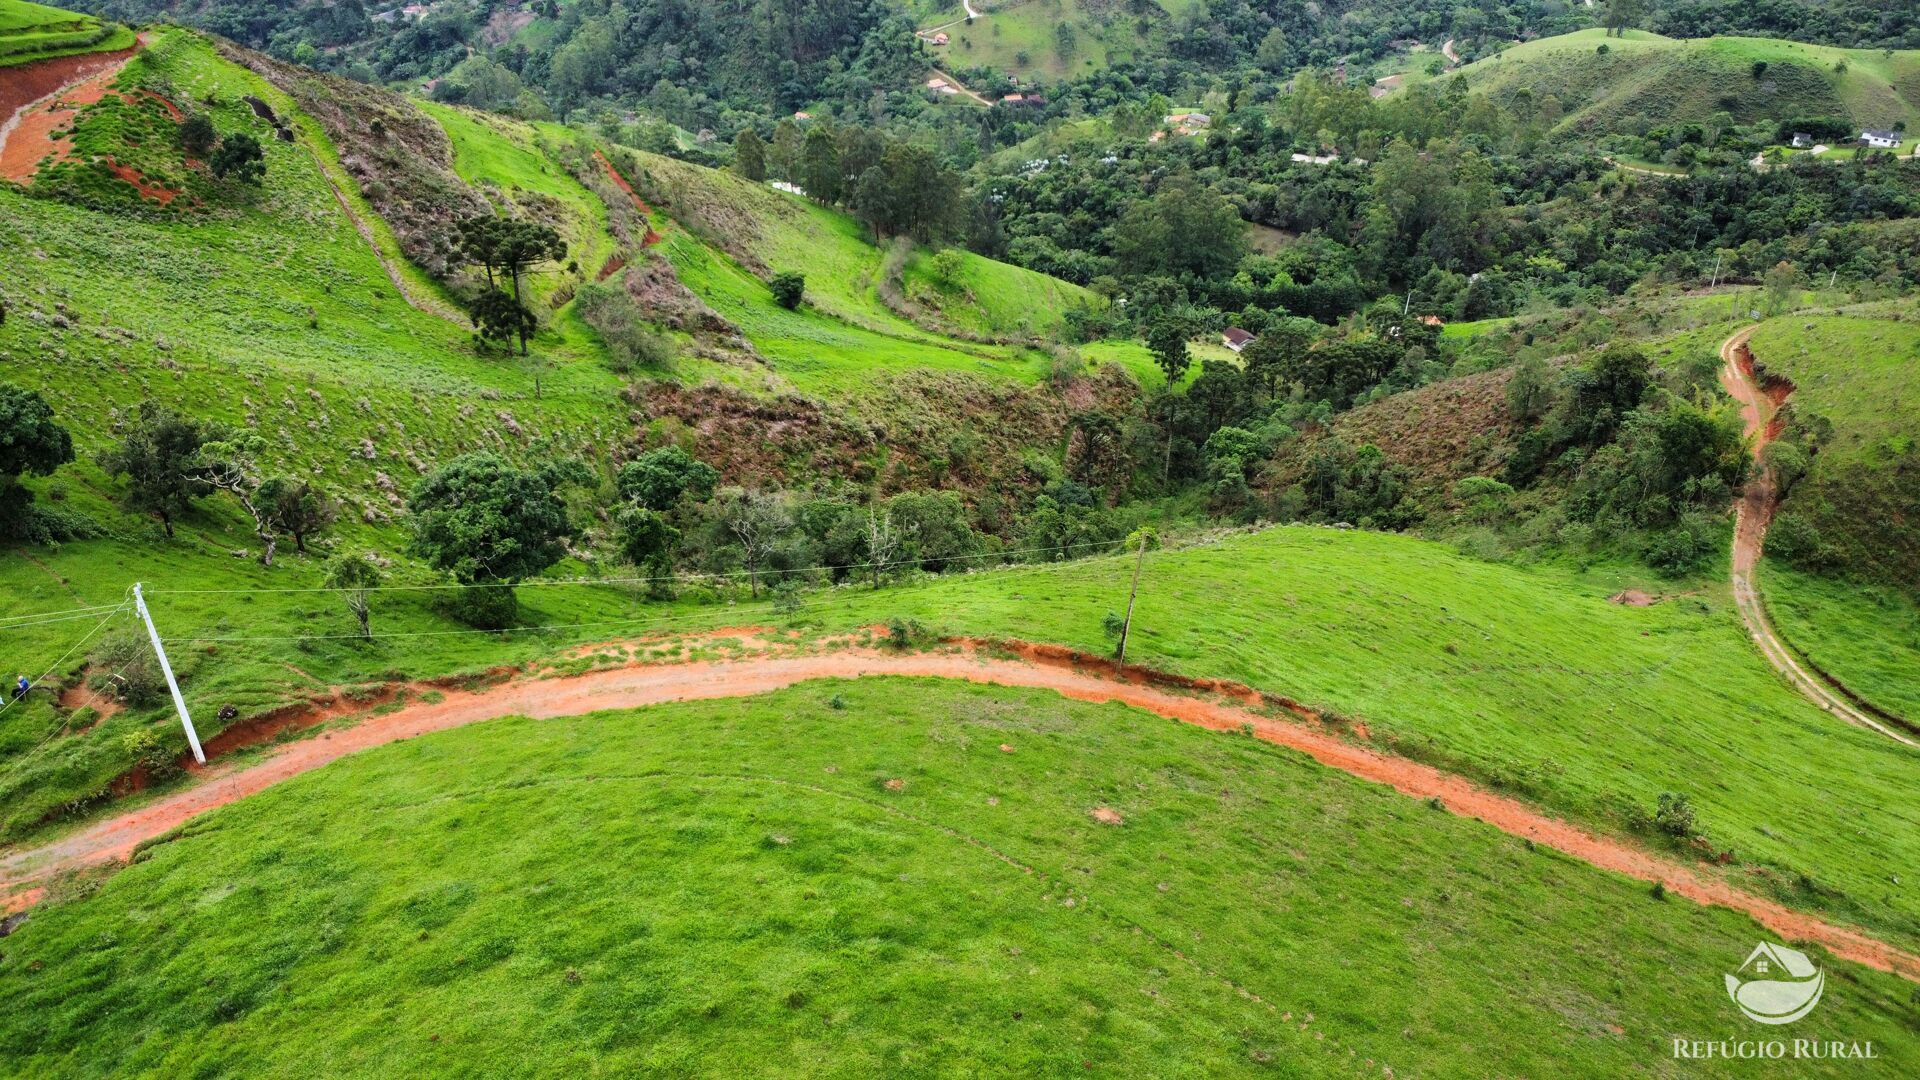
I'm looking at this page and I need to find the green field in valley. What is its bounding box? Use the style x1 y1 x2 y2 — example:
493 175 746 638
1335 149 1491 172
5 678 1915 1076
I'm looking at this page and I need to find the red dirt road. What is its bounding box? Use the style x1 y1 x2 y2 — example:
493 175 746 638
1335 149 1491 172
4 638 1918 981
1718 328 1917 747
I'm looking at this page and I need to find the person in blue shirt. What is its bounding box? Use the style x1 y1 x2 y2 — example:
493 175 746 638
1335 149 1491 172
11 675 27 701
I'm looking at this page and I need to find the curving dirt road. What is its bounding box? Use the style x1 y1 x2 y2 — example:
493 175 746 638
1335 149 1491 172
4 636 1918 980
1718 328 1918 747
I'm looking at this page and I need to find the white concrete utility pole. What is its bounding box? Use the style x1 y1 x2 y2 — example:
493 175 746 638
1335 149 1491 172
132 583 204 764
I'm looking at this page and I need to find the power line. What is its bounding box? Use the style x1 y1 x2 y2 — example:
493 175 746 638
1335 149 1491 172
0 602 131 721
0 602 128 627
0 607 136 632
146 538 1136 598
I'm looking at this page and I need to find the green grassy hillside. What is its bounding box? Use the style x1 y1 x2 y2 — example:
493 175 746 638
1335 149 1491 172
0 0 131 66
1746 310 1920 721
9 520 1920 954
6 678 1915 1076
922 0 1156 83
1460 29 1920 133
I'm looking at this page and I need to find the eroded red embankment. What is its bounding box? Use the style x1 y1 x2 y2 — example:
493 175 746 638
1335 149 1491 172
592 149 662 246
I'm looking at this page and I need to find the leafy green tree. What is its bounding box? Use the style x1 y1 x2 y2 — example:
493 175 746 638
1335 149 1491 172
0 384 74 538
323 554 383 639
178 114 216 156
210 133 265 185
770 271 805 309
456 215 568 356
259 477 336 554
802 125 842 204
100 402 208 538
1113 173 1246 280
1604 0 1646 36
468 289 539 356
929 248 965 288
191 433 282 566
616 446 720 511
1763 260 1799 314
617 506 680 597
769 117 804 181
1145 318 1192 386
733 127 766 181
1240 317 1319 395
408 452 586 627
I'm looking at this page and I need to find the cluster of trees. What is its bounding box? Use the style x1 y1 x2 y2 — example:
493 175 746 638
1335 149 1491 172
0 386 77 543
177 113 265 185
736 120 965 243
100 403 338 566
1502 344 1749 571
400 444 1149 629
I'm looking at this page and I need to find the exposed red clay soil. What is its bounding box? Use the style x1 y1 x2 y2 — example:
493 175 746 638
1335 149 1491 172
0 40 138 140
100 156 182 204
1718 328 1918 747
4 634 1918 982
596 253 628 280
1608 589 1655 607
1 38 187 194
56 680 122 724
593 149 662 246
0 61 122 182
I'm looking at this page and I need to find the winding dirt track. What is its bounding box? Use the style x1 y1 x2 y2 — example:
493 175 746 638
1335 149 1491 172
4 638 1918 981
1717 328 1917 747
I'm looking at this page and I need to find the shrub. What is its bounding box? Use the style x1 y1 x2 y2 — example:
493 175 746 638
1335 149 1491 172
1654 792 1697 838
769 271 805 309
89 628 164 707
448 587 517 631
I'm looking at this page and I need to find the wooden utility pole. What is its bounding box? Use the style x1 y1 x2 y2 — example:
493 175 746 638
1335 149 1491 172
1115 532 1149 665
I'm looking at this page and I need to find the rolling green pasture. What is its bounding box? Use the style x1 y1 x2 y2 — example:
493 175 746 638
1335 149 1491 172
1459 29 1920 132
1765 568 1920 725
1746 312 1920 718
922 0 1150 82
8 523 1920 957
5 678 1914 1077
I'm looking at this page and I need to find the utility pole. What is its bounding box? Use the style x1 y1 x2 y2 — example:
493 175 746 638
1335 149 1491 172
1708 251 1722 290
133 583 204 765
1114 532 1150 666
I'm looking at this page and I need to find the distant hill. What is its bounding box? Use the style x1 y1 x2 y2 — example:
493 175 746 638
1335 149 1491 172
1458 28 1920 133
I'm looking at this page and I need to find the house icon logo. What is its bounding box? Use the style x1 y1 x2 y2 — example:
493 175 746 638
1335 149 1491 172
1725 942 1825 1024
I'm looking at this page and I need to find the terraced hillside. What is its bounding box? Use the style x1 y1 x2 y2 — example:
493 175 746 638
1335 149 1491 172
1458 28 1920 133
0 0 130 66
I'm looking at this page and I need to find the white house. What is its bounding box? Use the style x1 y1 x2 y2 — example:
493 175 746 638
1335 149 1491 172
1861 129 1901 149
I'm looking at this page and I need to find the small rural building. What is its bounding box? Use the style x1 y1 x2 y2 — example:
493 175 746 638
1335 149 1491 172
1862 129 1901 148
930 32 949 45
1222 327 1256 353
1790 132 1813 148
